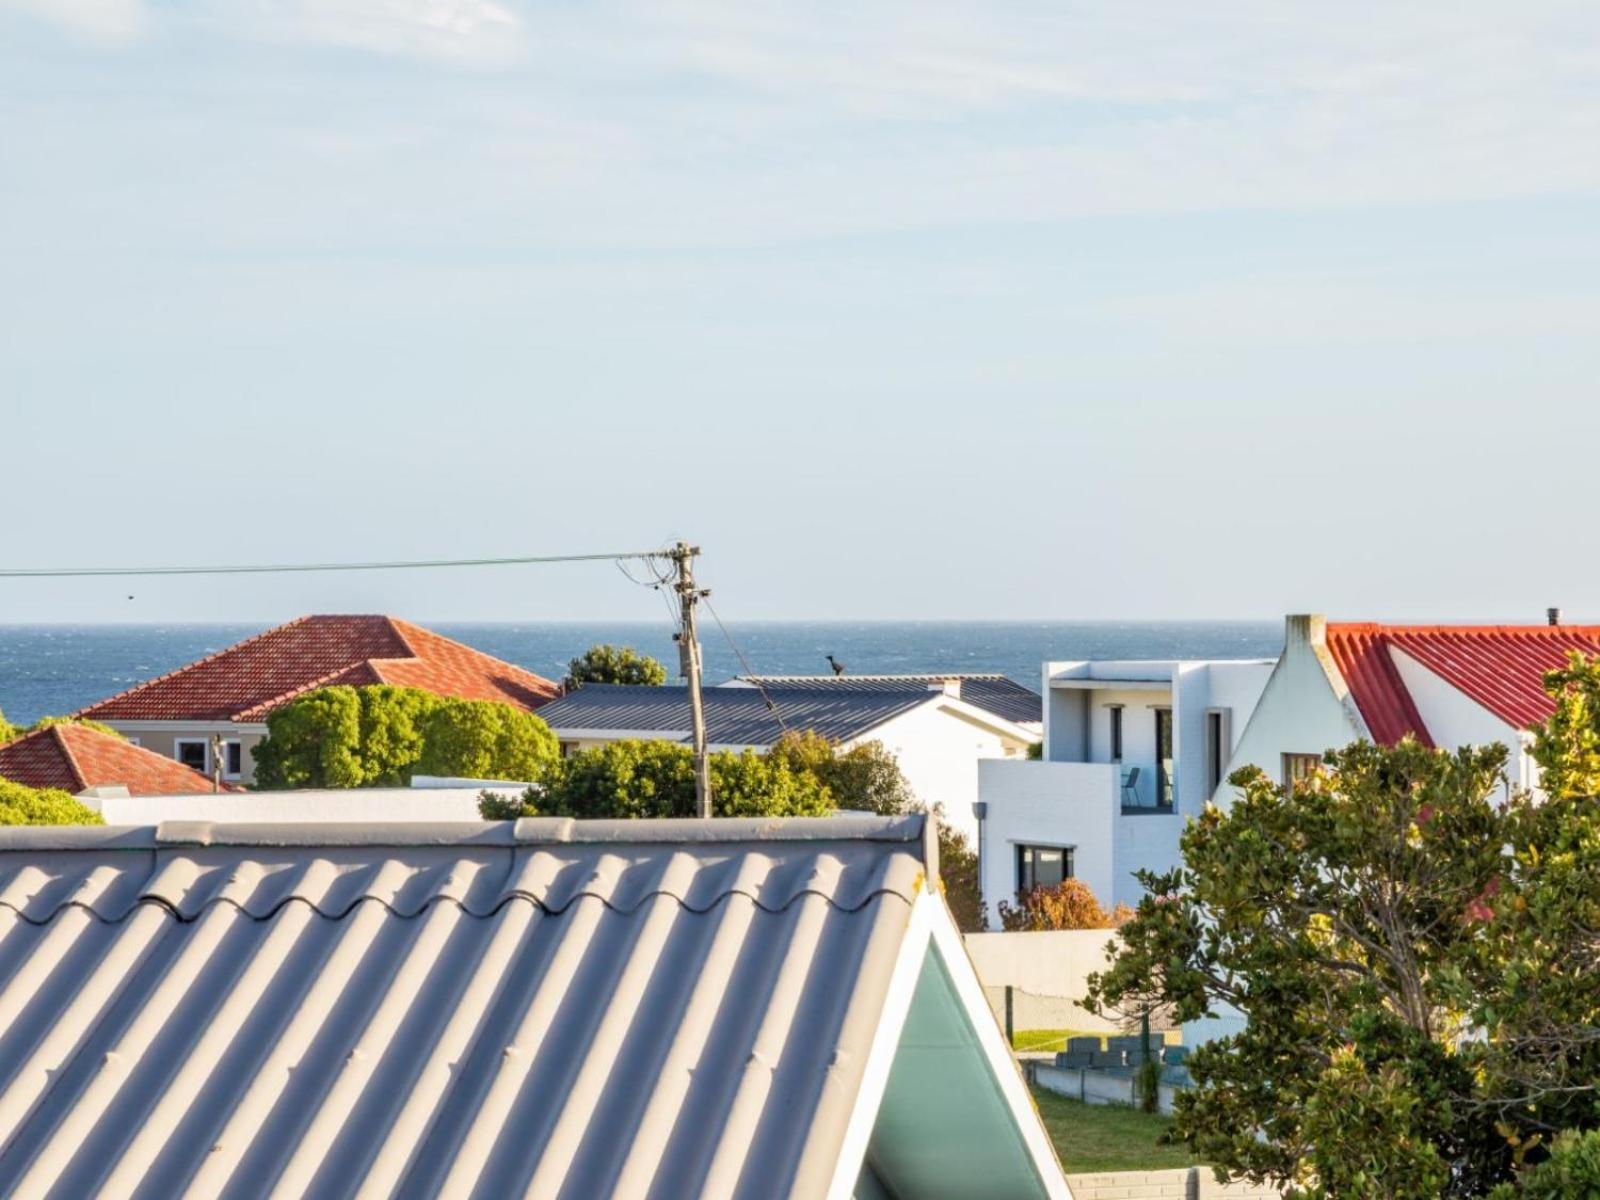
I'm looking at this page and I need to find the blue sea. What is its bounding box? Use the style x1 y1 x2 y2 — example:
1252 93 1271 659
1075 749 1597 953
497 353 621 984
0 621 1282 726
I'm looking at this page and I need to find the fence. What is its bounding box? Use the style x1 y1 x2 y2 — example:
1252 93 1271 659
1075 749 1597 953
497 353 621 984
981 984 1178 1052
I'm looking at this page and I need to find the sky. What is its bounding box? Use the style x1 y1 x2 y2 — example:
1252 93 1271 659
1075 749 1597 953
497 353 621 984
3 0 1600 624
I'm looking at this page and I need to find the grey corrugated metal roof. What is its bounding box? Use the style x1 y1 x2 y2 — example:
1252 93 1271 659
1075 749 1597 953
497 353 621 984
536 684 939 745
735 675 1044 727
0 817 948 1199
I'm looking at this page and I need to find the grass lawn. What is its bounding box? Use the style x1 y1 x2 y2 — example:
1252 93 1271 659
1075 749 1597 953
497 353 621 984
1030 1087 1201 1174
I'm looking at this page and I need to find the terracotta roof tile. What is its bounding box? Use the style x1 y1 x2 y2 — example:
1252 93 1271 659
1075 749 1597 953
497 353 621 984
0 725 228 796
78 616 559 723
1325 622 1600 744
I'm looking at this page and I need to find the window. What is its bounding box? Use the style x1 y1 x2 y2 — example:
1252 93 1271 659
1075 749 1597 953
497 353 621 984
175 739 209 774
1155 708 1174 808
1107 705 1123 762
1282 753 1321 789
1016 844 1073 893
1205 709 1230 795
222 740 244 780
559 741 579 758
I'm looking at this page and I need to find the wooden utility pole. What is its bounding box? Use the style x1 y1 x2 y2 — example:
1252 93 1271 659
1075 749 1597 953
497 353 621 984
668 542 713 818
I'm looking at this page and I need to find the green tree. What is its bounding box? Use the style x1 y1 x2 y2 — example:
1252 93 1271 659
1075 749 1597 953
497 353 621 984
27 715 126 739
415 697 559 783
0 708 19 744
353 685 440 786
0 778 105 825
935 818 985 933
484 738 834 820
253 686 366 789
768 731 915 815
1088 739 1515 1198
562 644 668 690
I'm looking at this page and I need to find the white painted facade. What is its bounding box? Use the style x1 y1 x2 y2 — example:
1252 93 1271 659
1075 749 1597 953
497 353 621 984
76 781 530 824
978 658 1274 926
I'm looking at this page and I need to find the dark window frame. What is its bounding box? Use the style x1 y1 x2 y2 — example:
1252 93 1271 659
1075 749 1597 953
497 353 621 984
1015 843 1074 894
1108 704 1124 762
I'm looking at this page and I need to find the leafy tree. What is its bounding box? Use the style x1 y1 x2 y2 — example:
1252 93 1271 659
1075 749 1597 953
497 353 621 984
562 644 668 690
353 685 439 786
491 739 833 820
0 712 124 745
1491 1130 1600 1199
1086 723 1600 1200
0 779 105 825
997 878 1131 931
415 697 559 783
253 686 365 789
936 818 985 933
767 731 914 815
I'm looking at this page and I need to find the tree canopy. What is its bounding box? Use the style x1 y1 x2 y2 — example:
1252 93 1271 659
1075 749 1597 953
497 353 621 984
476 730 988 931
1088 655 1600 1199
561 644 668 690
0 778 105 826
252 685 558 790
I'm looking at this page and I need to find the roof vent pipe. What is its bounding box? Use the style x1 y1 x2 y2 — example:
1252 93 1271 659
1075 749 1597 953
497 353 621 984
1549 607 1563 626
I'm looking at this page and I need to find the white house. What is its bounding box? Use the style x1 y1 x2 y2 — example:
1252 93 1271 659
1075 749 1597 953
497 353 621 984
536 681 1041 843
1221 612 1600 804
976 657 1274 925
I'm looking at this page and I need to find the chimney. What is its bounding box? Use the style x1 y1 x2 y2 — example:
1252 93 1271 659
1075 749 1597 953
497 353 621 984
928 678 962 697
1548 607 1562 627
1285 613 1326 650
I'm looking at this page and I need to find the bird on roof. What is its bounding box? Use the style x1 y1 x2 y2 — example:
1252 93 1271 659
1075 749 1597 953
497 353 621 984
826 654 845 676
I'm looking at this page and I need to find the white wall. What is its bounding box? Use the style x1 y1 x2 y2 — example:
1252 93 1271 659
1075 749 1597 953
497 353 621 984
964 929 1124 1034
85 786 523 824
1216 618 1366 807
1111 812 1185 909
864 702 1026 844
1390 648 1533 795
978 759 1118 926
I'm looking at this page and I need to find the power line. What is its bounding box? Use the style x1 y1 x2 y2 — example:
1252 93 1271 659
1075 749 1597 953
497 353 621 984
703 597 791 738
0 549 672 579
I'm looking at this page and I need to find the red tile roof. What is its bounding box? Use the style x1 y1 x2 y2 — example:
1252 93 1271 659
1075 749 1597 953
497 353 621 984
0 725 227 796
1324 623 1600 745
78 615 560 723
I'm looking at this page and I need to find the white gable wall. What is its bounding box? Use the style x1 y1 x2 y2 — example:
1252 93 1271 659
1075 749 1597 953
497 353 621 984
858 703 1030 845
1216 616 1367 806
1389 648 1534 796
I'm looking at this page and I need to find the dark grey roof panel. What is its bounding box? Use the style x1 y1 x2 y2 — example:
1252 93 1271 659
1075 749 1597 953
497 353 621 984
736 674 1044 726
535 684 939 745
0 818 929 1198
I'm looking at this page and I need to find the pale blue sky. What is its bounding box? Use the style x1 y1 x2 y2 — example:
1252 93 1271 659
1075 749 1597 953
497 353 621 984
3 1 1600 623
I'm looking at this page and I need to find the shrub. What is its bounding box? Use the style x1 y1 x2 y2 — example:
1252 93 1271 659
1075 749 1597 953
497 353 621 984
768 731 914 815
0 778 105 825
997 878 1130 931
562 644 668 690
415 697 558 783
253 686 365 789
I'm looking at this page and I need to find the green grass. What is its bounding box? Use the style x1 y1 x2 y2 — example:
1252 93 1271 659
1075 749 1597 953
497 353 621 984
1030 1087 1200 1174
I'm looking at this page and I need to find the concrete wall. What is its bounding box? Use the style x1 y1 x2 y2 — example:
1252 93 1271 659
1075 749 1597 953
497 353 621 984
85 786 522 824
1112 811 1184 909
964 929 1120 997
978 760 1119 925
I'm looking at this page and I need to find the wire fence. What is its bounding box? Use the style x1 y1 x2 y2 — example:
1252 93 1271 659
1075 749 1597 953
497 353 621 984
983 985 1178 1052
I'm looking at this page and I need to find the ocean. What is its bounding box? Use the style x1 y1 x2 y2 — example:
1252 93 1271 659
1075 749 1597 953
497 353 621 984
0 621 1283 726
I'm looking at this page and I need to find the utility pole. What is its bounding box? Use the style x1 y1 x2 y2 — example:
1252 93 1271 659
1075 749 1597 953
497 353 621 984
668 541 713 818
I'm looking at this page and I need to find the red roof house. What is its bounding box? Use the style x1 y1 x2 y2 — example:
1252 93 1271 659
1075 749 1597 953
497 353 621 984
0 724 229 796
1222 614 1600 803
79 615 560 723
